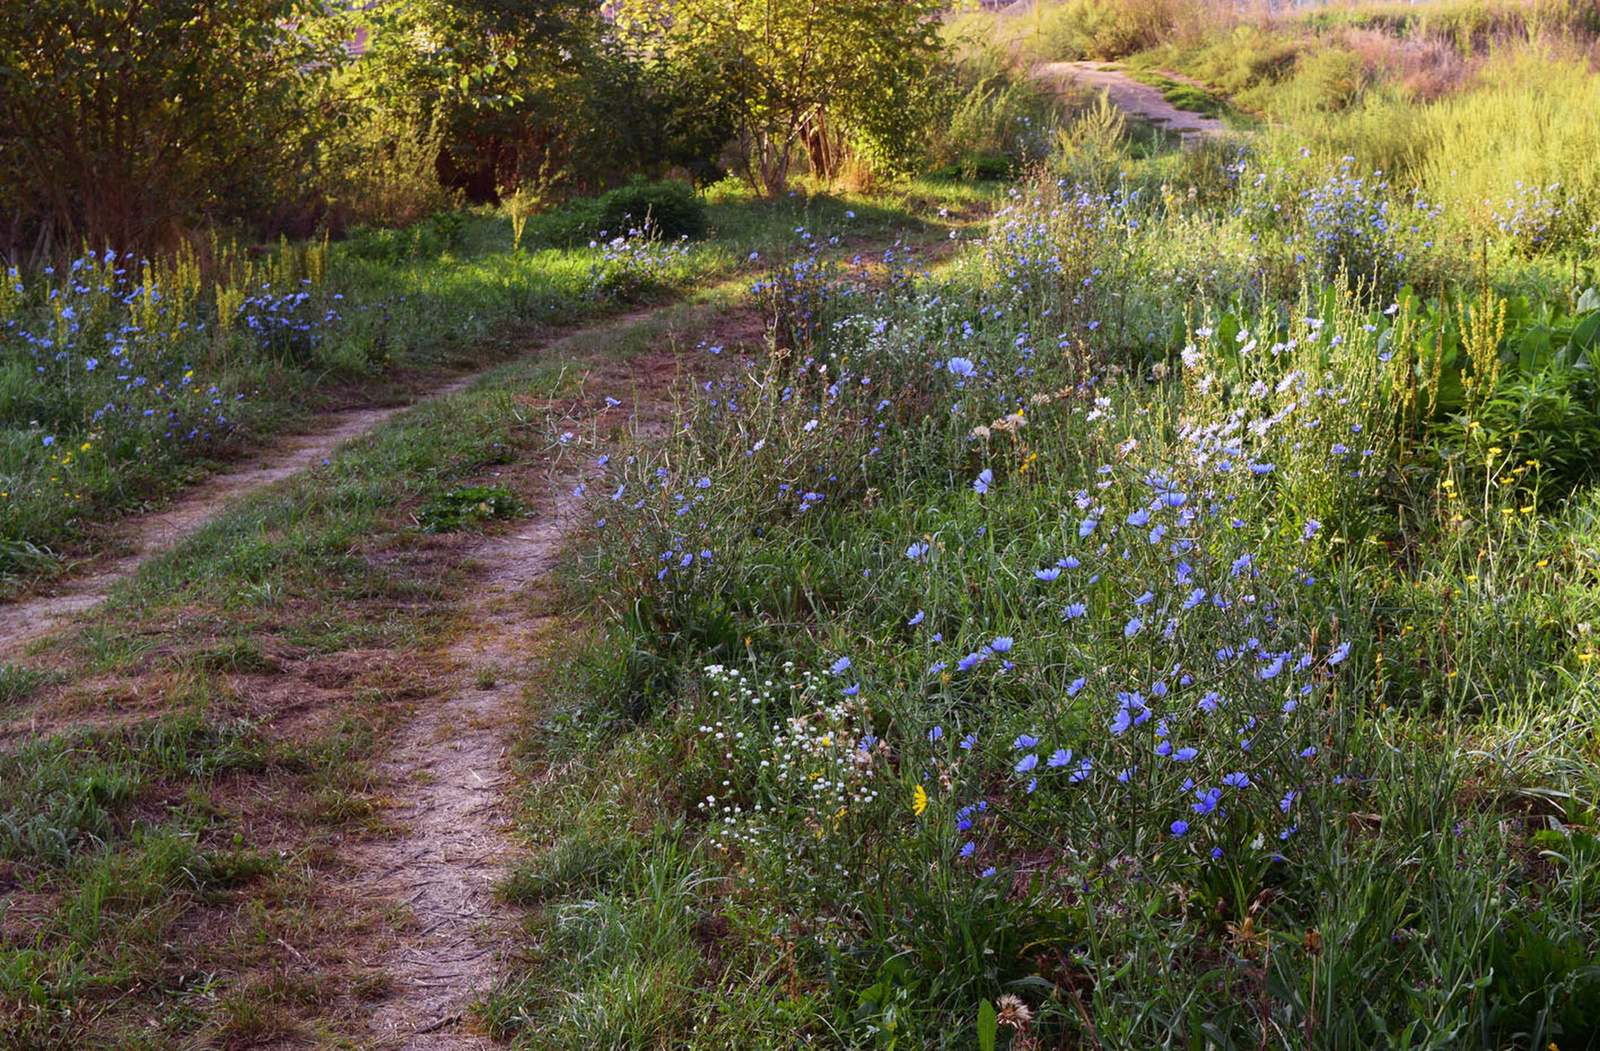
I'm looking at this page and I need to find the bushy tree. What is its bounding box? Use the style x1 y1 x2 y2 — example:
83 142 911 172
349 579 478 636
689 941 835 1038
619 0 945 193
343 0 731 205
0 0 347 255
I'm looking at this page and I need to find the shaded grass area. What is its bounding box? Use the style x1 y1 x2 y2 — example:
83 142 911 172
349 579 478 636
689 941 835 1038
0 708 393 1048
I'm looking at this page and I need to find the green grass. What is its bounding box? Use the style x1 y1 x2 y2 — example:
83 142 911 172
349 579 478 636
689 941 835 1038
0 712 374 1046
0 662 54 707
1120 69 1259 130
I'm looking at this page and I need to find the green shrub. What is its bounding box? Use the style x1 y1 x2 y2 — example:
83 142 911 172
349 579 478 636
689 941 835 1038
596 178 707 241
343 211 467 265
925 72 1065 181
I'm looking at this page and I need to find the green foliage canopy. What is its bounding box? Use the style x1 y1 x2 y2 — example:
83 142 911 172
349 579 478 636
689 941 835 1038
0 0 347 254
618 0 946 193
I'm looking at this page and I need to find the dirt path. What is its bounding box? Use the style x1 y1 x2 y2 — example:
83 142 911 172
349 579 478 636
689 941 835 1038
1038 61 1234 145
346 336 713 1047
352 485 584 1049
0 310 649 665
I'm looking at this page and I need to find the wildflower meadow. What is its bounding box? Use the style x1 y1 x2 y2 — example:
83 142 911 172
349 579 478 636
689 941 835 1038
548 131 1600 1048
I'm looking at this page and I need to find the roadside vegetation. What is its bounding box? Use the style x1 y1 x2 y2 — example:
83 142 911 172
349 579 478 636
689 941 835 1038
480 5 1600 1049
3 0 1599 1049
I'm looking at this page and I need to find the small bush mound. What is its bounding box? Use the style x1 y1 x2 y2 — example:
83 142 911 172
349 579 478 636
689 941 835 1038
342 212 467 265
595 178 707 242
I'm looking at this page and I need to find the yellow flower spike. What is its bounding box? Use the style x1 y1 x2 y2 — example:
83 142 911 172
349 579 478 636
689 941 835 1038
912 784 928 817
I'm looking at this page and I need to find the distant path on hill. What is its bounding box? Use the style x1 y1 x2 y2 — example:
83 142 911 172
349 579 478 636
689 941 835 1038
1037 61 1234 146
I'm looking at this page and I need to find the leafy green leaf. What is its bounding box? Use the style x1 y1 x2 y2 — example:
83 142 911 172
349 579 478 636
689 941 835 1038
976 999 997 1051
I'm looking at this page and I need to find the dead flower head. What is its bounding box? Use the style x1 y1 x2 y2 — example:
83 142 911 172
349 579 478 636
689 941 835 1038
995 993 1033 1031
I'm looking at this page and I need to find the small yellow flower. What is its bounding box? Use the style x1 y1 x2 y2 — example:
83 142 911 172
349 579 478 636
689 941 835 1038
80 441 91 452
1536 559 1549 567
1521 506 1535 514
912 784 928 817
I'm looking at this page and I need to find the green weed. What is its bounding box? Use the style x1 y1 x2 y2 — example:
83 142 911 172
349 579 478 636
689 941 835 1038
415 484 524 533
